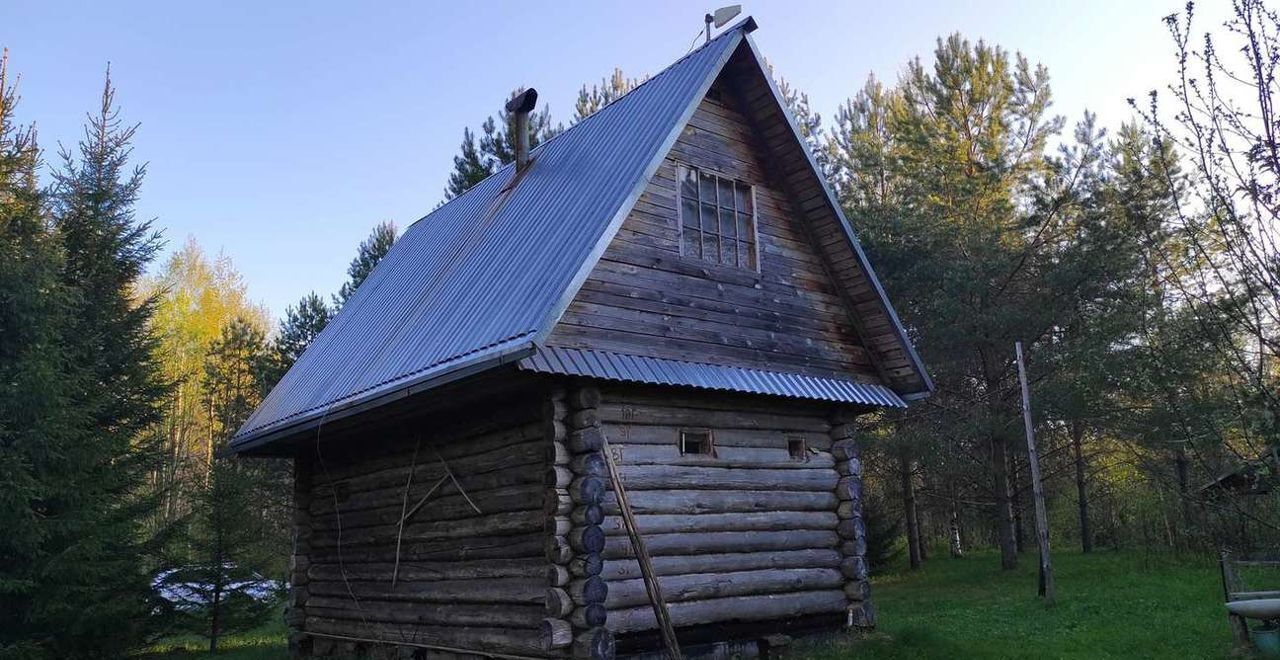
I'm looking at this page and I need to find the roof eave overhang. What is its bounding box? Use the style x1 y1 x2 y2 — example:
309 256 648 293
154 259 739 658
227 340 536 455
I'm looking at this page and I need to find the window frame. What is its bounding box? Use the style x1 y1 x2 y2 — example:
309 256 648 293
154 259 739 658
786 435 809 462
679 429 715 457
675 163 760 272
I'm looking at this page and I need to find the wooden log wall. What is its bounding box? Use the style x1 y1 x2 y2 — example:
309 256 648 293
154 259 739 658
831 407 874 628
548 384 615 660
296 395 552 658
597 385 855 639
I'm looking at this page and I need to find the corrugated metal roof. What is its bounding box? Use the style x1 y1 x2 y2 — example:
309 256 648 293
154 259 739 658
230 21 753 449
519 347 907 408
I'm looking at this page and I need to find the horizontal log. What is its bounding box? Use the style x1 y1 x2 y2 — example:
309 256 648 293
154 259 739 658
548 440 570 466
839 557 869 581
546 536 572 564
309 558 543 582
542 617 573 650
607 589 847 634
839 538 867 558
568 409 600 430
569 386 602 410
309 577 544 605
570 453 605 477
570 477 606 505
603 530 839 559
601 489 837 515
837 517 865 540
316 419 543 484
304 616 545 656
546 588 573 617
600 511 837 537
844 579 871 601
547 564 570 587
306 598 543 629
573 627 614 660
570 555 604 578
598 404 829 433
609 444 834 470
570 602 608 629
606 568 843 609
309 532 543 564
312 440 544 509
568 428 605 453
604 424 831 449
569 576 608 606
602 549 841 581
311 484 544 531
569 526 606 554
836 457 863 477
836 477 863 501
612 465 837 492
545 489 573 517
547 466 574 488
570 505 605 526
310 511 541 550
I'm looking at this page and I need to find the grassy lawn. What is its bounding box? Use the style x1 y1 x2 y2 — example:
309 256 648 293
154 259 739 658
798 549 1234 660
138 616 288 659
138 550 1234 659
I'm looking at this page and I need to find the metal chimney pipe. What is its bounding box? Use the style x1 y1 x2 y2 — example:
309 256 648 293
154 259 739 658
506 88 539 173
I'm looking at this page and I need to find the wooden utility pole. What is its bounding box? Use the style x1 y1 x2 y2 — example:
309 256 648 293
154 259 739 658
1015 341 1056 605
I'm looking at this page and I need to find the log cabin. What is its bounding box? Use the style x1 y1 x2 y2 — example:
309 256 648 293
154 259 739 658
230 16 932 660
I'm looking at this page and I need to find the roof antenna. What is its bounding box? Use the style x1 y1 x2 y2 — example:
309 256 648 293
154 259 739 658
704 5 741 43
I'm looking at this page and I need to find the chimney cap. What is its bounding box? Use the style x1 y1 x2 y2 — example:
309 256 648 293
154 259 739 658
506 88 539 114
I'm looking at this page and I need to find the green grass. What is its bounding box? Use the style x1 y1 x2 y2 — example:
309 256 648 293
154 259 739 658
796 549 1233 660
137 550 1233 659
138 616 287 659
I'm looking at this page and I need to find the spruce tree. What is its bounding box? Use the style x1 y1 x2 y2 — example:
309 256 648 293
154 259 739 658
0 50 80 660
333 220 397 308
5 65 167 657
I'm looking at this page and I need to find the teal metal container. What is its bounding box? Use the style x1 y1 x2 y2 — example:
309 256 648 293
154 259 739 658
1252 624 1280 657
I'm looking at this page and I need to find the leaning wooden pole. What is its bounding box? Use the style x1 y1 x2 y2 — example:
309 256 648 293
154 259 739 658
600 434 683 660
1015 341 1055 605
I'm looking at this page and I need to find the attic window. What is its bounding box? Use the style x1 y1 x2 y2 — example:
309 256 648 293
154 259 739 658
679 429 714 456
787 436 809 462
678 165 758 270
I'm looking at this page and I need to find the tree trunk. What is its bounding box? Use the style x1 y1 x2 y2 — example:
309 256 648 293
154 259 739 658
1175 447 1193 547
992 433 1018 570
949 485 964 558
1009 445 1025 554
901 453 922 570
1071 422 1092 553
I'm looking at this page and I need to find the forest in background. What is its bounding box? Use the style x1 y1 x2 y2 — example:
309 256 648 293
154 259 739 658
3 1 1280 657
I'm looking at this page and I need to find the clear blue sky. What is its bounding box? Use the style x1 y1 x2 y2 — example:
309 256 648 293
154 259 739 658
2 0 1198 321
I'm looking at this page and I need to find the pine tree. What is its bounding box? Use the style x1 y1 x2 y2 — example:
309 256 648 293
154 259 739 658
572 68 640 123
443 89 561 199
333 220 397 309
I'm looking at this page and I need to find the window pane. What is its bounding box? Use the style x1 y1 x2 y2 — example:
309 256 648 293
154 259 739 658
739 240 754 269
717 178 734 211
683 230 701 259
681 198 699 229
680 167 699 201
700 202 718 233
720 207 735 239
702 231 719 263
737 212 752 242
722 238 737 266
699 172 717 204
735 182 753 214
